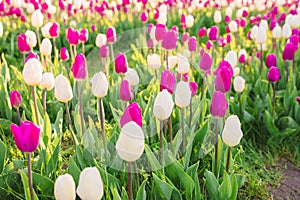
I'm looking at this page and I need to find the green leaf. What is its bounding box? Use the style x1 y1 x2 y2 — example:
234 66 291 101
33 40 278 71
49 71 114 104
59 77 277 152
43 113 51 147
228 174 238 200
264 110 279 135
136 180 147 200
68 156 81 186
46 140 60 177
186 162 201 199
0 140 7 173
218 171 232 200
153 173 173 200
111 187 122 200
32 172 54 195
144 144 162 172
0 118 12 133
54 107 63 135
204 170 219 200
20 170 39 200
235 174 245 189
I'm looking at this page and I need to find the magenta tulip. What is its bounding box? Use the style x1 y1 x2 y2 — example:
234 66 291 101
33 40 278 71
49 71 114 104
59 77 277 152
10 90 22 108
160 70 176 94
60 47 69 61
99 45 109 58
210 91 228 118
147 39 154 49
106 26 117 43
189 82 198 97
10 121 40 153
67 28 79 45
188 36 197 52
180 14 186 29
120 80 133 101
238 54 245 63
79 28 88 43
71 53 87 79
206 41 213 50
49 22 59 38
266 54 277 68
198 27 207 38
267 67 280 83
214 61 233 93
224 15 230 23
155 24 166 42
17 34 30 53
140 11 148 23
208 26 218 41
282 43 296 61
182 33 189 43
200 51 212 71
290 35 299 50
162 30 177 50
120 102 142 127
115 53 128 74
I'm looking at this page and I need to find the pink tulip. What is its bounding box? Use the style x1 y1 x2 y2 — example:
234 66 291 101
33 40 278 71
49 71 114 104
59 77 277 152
182 33 189 43
266 54 276 68
242 10 248 17
198 27 207 38
226 34 232 43
60 47 69 61
290 35 299 50
188 36 197 52
224 15 230 23
140 11 148 23
240 18 246 27
171 26 179 33
208 26 218 41
292 28 299 36
120 80 132 101
49 22 59 38
120 102 142 127
10 121 40 153
270 20 276 30
71 53 87 79
282 43 296 61
200 51 212 71
79 28 88 43
267 67 280 83
206 41 213 50
162 30 177 50
91 24 96 32
147 39 154 49
115 53 128 74
106 26 117 43
10 90 22 108
189 82 198 97
67 28 79 45
17 34 30 53
155 24 166 42
210 91 228 118
180 14 186 29
218 37 227 47
160 70 176 94
99 45 109 58
214 61 233 93
178 73 189 82
25 52 39 63
239 54 245 63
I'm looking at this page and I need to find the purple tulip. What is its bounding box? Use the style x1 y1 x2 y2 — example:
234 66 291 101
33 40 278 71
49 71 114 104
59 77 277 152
10 90 22 108
60 47 69 61
115 53 128 74
282 43 296 61
99 45 109 58
120 80 133 101
200 51 212 71
210 91 228 118
147 38 154 49
49 22 59 38
160 70 176 94
290 34 299 50
140 11 148 23
239 54 245 63
10 121 40 153
214 61 233 93
189 82 198 97
162 30 177 50
208 26 218 41
17 34 30 53
266 54 277 68
296 96 300 105
106 26 117 43
267 66 280 83
206 41 213 50
79 28 88 43
120 102 142 127
198 27 207 38
67 28 79 45
182 33 189 43
188 36 197 52
71 53 88 79
180 14 186 29
155 24 166 42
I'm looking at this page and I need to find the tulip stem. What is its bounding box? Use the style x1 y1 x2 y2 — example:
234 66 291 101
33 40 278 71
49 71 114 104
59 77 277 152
214 118 219 176
260 44 263 75
35 28 41 51
30 86 39 126
43 89 47 114
64 61 71 80
78 81 85 136
181 108 185 151
27 153 34 200
201 77 206 99
285 61 289 84
226 147 231 173
160 120 164 167
168 117 173 151
110 43 115 62
133 161 139 186
23 53 26 64
16 108 21 124
53 38 57 62
272 83 276 117
166 51 169 69
128 162 132 200
99 98 108 162
238 93 241 115
189 97 192 128
81 42 84 55
70 44 74 61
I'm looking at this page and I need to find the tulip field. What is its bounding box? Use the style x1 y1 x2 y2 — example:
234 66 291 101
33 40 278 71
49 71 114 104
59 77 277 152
1 0 300 199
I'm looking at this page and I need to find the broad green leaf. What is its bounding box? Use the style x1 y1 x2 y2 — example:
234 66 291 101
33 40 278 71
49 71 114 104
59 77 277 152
144 144 162 172
136 180 147 200
228 174 238 200
46 140 60 177
186 162 201 199
0 140 7 173
20 170 39 200
43 113 51 147
235 174 245 189
204 170 219 200
54 107 63 135
0 118 12 133
111 187 122 200
153 173 173 200
218 171 231 200
68 156 81 186
264 110 279 135
32 172 54 195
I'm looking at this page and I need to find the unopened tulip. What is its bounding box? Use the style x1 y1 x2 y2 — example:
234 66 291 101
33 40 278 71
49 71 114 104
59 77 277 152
266 54 277 68
115 53 128 74
255 27 267 44
272 25 282 39
238 49 247 63
228 21 238 33
208 26 218 41
120 80 132 101
282 43 296 61
95 33 107 47
222 115 243 147
296 96 300 105
31 9 43 28
224 51 237 67
10 90 22 108
186 15 194 28
167 56 178 69
198 27 207 38
200 51 212 71
214 10 222 24
49 22 59 38
210 91 228 118
106 26 117 43
41 22 52 38
25 30 37 48
71 53 87 80
162 30 177 50
10 121 40 152
177 55 190 74
79 28 88 43
153 89 174 120
120 102 142 127
189 82 198 97
233 67 240 77
182 33 189 43
267 67 280 83
54 174 76 200
76 167 104 200
160 70 176 94
140 11 148 23
22 58 43 86
39 72 54 91
40 38 52 56
99 45 109 58
175 81 191 108
116 121 145 162
91 72 108 98
124 68 139 87
147 54 161 70
25 52 39 63
282 23 292 38
234 76 246 93
67 28 79 45
155 24 166 42
60 47 69 61
214 61 233 93
17 34 30 53
188 36 197 52
54 75 73 102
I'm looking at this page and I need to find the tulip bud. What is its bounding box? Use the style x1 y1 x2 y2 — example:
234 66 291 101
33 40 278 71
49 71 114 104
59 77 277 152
25 30 37 48
224 50 237 68
31 9 43 29
296 96 300 105
266 54 277 68
282 43 296 61
120 102 142 128
115 53 128 74
153 89 174 120
71 53 87 80
186 15 194 28
60 47 69 61
120 80 132 101
214 10 222 24
17 34 30 53
106 26 117 43
90 72 109 98
10 90 22 108
208 26 218 41
182 33 189 43
160 70 176 94
99 45 109 58
54 75 73 103
155 24 166 42
210 91 228 118
22 58 43 86
267 66 280 83
41 22 53 38
79 28 88 43
40 38 52 56
175 81 191 108
10 121 40 152
140 11 148 23
39 72 54 91
49 22 59 38
124 68 139 87
189 82 198 97
95 33 107 47
238 49 247 63
188 36 197 52
166 56 178 69
116 121 145 162
222 115 243 147
147 54 161 70
198 27 207 38
157 13 167 25
76 167 104 200
54 174 76 200
233 76 246 93
200 51 212 71
177 55 190 74
162 30 177 50
214 61 233 93
228 21 238 33
272 25 282 39
255 26 267 44
67 28 79 45
282 23 292 38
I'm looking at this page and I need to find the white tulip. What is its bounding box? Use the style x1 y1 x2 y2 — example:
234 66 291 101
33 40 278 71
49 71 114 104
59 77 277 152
183 49 191 58
257 43 266 51
214 10 222 24
259 20 268 31
159 4 167 14
233 67 240 77
282 23 292 39
41 22 53 38
13 0 23 8
48 5 57 15
134 2 142 12
175 81 191 108
186 15 194 28
95 33 107 47
77 167 104 200
31 9 44 29
228 20 238 33
147 54 161 70
25 30 37 48
0 21 3 37
177 55 190 74
26 3 35 14
153 89 174 121
54 75 73 103
116 121 145 162
286 14 293 27
157 13 167 25
91 72 109 98
236 9 243 18
54 174 76 200
222 115 243 147
22 58 43 86
166 56 178 69
233 76 245 93
255 26 267 44
149 27 156 41
224 50 237 67
272 25 281 39
225 7 232 18
40 38 52 56
39 72 54 91
250 25 258 39
124 68 139 87
106 10 113 21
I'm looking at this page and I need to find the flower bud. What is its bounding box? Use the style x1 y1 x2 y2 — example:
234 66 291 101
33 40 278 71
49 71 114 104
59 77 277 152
22 58 43 86
188 36 197 52
233 67 240 77
120 102 142 128
210 91 228 118
140 11 148 23
175 81 191 108
189 82 198 97
115 53 128 74
71 53 87 80
99 45 109 58
10 90 22 108
120 80 132 101
228 21 238 33
39 72 54 91
106 26 117 43
54 75 73 103
222 115 243 147
116 121 145 162
255 26 267 44
233 76 246 93
267 66 280 83
49 22 59 38
198 27 207 38
79 28 88 43
272 25 281 39
162 30 177 50
95 33 107 47
266 54 277 68
67 28 79 45
147 54 161 70
166 56 178 69
60 47 69 61
208 26 218 41
31 9 43 29
125 68 139 87
41 22 53 38
200 51 212 71
153 89 174 120
177 55 190 74
91 72 108 98
282 43 296 61
160 70 176 94
17 34 30 53
25 30 37 48
40 38 52 56
155 24 166 42
282 23 292 38
54 174 76 200
224 50 237 67
0 21 3 37
186 15 194 28
214 10 222 24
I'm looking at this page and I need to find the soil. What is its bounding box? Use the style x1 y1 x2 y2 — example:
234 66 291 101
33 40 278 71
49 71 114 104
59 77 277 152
271 160 300 200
